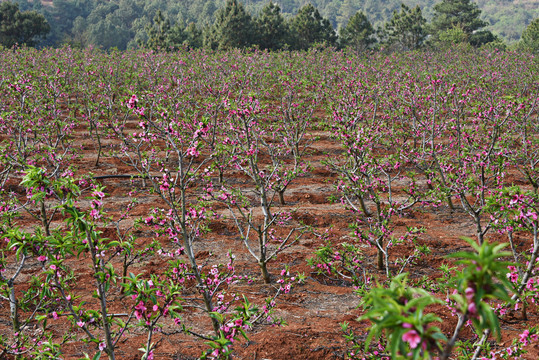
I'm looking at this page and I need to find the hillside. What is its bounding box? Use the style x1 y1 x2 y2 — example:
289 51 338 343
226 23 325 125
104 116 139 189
11 0 539 47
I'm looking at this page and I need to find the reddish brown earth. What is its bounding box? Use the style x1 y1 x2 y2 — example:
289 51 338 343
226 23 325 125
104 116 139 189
1 118 538 360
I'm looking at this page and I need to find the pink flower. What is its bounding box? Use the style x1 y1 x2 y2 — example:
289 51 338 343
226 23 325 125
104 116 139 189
90 209 101 220
135 301 147 312
465 287 475 301
92 191 105 199
507 271 519 283
127 95 138 109
52 312 59 320
145 216 154 224
91 199 102 209
160 182 170 192
468 302 477 315
99 342 106 351
37 255 47 262
519 329 530 345
402 329 421 349
186 146 199 157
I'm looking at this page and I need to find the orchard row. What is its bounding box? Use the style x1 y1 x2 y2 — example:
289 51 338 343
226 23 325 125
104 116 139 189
0 46 538 359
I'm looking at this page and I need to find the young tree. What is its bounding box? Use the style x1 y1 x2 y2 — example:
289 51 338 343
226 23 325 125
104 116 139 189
0 1 50 48
339 10 376 52
216 96 309 283
381 4 427 51
255 2 289 51
289 4 337 50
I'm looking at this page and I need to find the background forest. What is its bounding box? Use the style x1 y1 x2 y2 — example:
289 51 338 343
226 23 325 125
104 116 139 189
3 0 538 51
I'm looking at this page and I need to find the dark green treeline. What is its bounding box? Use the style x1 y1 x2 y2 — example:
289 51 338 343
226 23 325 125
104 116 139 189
1 0 538 53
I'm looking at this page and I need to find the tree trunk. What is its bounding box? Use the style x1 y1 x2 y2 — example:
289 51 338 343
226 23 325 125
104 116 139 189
259 261 271 284
40 200 50 237
278 190 285 206
9 283 19 332
377 248 384 271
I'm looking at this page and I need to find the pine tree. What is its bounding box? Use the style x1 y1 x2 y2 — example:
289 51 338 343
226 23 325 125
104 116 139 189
521 18 539 54
289 4 337 50
184 22 203 49
429 0 500 47
86 18 130 50
200 1 217 25
255 2 289 51
336 0 357 26
203 0 254 50
0 1 50 48
430 0 487 36
144 10 171 50
436 24 469 45
339 11 376 52
381 4 426 51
